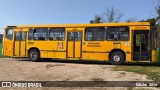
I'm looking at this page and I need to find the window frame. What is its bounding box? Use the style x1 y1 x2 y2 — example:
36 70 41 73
21 32 26 41
14 32 21 41
85 27 106 41
49 28 65 41
28 28 34 40
67 31 74 41
5 28 13 40
75 31 82 41
106 26 130 41
33 28 49 41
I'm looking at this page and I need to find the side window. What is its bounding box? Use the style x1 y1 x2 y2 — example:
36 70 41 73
33 28 48 40
68 32 74 41
49 28 65 41
5 29 13 40
85 27 105 41
107 27 129 41
15 32 20 41
28 29 33 40
21 32 26 41
75 32 82 41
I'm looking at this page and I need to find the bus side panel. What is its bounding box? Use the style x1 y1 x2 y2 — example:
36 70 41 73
3 29 14 57
27 41 66 59
40 51 66 59
27 41 48 58
3 39 14 57
82 53 108 60
81 27 132 62
47 52 66 58
82 41 111 60
40 51 48 58
126 53 131 62
47 41 66 58
119 41 131 62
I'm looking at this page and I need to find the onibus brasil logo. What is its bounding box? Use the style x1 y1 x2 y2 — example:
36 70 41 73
1 82 42 87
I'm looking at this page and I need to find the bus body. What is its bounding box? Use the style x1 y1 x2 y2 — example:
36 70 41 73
2 22 157 65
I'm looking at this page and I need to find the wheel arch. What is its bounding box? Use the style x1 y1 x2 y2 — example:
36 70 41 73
28 47 40 57
109 49 126 61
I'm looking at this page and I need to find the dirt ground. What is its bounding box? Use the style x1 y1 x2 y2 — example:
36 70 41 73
0 58 157 90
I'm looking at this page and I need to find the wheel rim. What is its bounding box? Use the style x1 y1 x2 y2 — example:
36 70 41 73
30 52 37 60
113 55 121 62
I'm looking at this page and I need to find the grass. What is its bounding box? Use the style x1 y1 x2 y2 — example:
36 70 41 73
113 63 160 81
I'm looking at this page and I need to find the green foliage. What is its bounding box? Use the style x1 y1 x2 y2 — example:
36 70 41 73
156 0 160 21
157 8 160 20
139 18 156 26
113 65 160 81
90 15 102 24
146 18 157 26
90 7 123 23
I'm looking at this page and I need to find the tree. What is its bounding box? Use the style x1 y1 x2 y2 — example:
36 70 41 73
155 0 160 48
90 7 124 23
139 0 160 26
103 7 124 23
126 17 137 22
155 0 160 21
139 18 156 26
90 15 102 23
146 18 157 26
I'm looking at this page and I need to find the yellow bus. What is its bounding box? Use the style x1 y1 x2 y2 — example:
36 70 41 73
2 22 158 65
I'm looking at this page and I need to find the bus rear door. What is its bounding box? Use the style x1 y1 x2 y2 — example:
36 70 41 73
67 29 82 58
132 30 150 61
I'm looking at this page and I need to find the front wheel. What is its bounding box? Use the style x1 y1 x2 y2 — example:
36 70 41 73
28 49 40 62
110 51 124 65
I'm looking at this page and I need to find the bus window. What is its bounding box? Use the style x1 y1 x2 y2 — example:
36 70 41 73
21 32 26 41
75 32 81 41
85 27 105 41
49 28 65 41
5 29 13 40
33 28 48 40
28 29 33 40
15 32 20 41
68 32 74 41
107 27 129 41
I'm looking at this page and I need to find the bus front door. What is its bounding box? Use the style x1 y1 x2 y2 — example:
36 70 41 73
132 30 150 61
14 32 26 57
67 31 82 58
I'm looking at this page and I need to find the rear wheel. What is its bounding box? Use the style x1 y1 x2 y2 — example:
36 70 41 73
110 51 124 65
28 49 40 62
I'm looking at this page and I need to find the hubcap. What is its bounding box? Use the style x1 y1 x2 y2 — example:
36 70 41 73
113 55 120 62
30 52 37 60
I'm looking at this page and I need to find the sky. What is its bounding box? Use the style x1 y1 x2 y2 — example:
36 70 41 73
0 0 157 34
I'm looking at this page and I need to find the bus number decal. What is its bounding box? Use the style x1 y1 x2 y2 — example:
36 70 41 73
87 42 100 47
28 42 34 45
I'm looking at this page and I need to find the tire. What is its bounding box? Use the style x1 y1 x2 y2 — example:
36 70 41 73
28 49 40 62
110 51 124 65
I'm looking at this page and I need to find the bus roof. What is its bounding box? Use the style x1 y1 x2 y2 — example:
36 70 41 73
5 22 150 28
